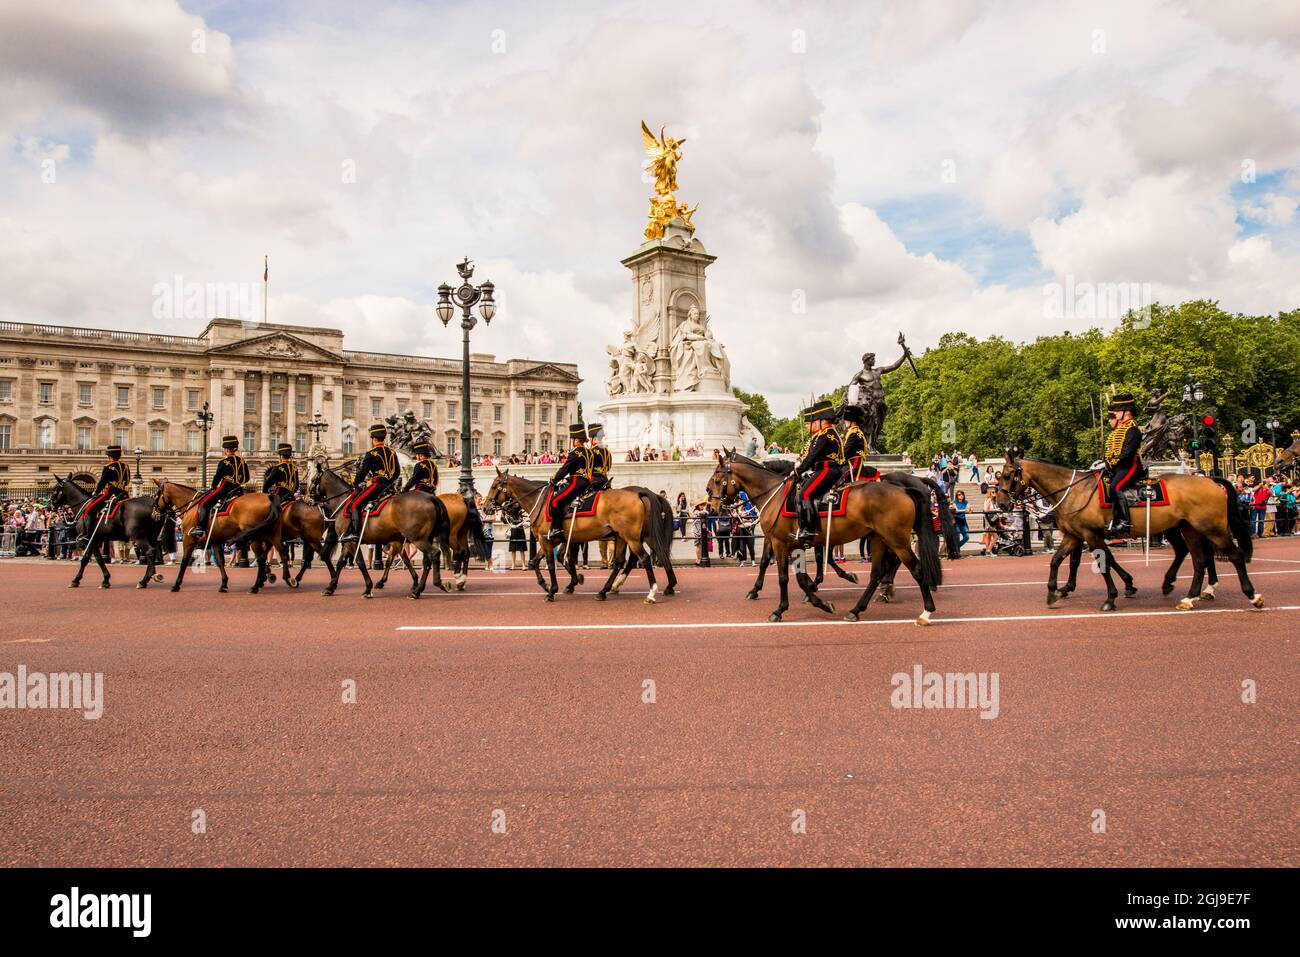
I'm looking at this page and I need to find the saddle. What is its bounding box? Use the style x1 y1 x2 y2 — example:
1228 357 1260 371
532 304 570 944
361 493 397 516
779 479 848 519
1098 475 1169 508
106 496 129 522
564 488 602 518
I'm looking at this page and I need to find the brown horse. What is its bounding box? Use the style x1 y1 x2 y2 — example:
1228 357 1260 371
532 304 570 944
1276 437 1300 469
995 447 1259 611
372 492 488 593
707 451 940 624
485 469 677 602
313 465 452 599
153 480 282 594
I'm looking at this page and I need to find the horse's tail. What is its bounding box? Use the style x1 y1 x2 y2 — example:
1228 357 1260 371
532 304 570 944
463 497 489 561
905 486 943 588
1211 477 1252 563
919 477 960 560
430 493 453 556
230 496 282 545
624 485 675 565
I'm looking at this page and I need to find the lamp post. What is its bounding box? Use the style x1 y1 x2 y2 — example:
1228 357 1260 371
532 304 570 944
436 258 496 497
133 446 143 495
196 401 215 486
1181 375 1204 468
1267 412 1280 449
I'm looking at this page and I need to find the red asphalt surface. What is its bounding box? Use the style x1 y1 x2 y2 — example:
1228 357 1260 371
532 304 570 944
1 538 1297 867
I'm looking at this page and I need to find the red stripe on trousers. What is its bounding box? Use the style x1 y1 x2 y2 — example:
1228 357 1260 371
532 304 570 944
802 462 831 500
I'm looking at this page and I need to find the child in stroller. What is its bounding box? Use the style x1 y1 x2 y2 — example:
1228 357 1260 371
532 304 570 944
986 510 1027 557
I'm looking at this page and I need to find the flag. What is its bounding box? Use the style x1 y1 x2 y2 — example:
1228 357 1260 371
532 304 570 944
263 255 268 283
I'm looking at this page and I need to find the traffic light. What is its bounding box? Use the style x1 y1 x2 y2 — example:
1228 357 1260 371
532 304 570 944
1201 414 1218 453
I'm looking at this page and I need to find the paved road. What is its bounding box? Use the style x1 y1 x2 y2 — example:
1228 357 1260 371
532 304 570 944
1 539 1296 866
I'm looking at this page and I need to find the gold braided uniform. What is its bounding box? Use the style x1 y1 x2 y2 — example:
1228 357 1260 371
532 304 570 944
405 459 439 493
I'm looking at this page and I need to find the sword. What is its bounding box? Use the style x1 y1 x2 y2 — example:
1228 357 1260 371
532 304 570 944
897 332 920 379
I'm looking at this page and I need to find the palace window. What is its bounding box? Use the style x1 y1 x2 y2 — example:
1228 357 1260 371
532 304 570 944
271 392 283 414
370 398 381 417
37 420 55 449
494 404 503 423
38 382 53 404
0 425 10 449
540 434 549 453
245 391 256 412
524 405 533 424
0 380 11 401
152 387 166 408
248 429 260 450
296 392 307 415
150 428 165 452
523 437 532 455
187 389 199 411
471 403 480 421
471 435 481 456
397 398 408 412
270 430 282 447
541 406 549 424
116 386 130 407
76 426 92 451
343 396 355 419
115 427 130 448
343 429 356 455
423 401 433 418
492 437 502 457
447 401 458 420
295 430 306 452
78 383 93 405
186 430 200 453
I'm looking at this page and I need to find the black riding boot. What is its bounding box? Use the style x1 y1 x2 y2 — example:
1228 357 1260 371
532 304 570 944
340 507 363 544
189 505 210 539
795 497 818 546
1108 488 1132 536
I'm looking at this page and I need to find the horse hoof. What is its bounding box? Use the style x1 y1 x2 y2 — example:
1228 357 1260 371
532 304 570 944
248 588 259 595
99 582 110 590
322 589 334 597
802 595 810 604
875 594 892 604
1124 587 1138 598
577 573 585 585
408 592 419 600
456 581 466 592
644 595 656 604
1176 597 1195 610
267 573 277 584
69 581 80 588
916 611 932 626
610 586 621 595
767 612 782 622
1200 586 1216 601
745 591 758 600
153 574 164 583
363 593 373 600
1100 600 1115 612
664 586 675 596
844 612 859 622
136 583 146 589
219 586 227 593
1251 593 1265 609
1161 583 1174 596
594 593 606 601
170 585 180 593
823 602 836 615
1046 592 1058 607
286 578 299 590
544 594 555 603
845 573 859 585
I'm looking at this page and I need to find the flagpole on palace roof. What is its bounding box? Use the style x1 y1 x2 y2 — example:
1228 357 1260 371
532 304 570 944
262 255 269 326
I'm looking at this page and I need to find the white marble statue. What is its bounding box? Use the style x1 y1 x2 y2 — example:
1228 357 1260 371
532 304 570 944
670 304 730 391
606 330 655 396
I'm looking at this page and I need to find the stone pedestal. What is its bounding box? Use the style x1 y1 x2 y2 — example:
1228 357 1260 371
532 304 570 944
597 220 760 455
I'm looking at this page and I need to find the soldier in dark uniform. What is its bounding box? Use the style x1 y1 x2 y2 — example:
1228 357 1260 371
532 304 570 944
78 444 132 546
341 423 399 543
587 422 613 493
262 442 300 508
792 400 846 545
403 441 439 494
546 423 592 543
839 404 878 482
1104 392 1147 536
191 435 249 538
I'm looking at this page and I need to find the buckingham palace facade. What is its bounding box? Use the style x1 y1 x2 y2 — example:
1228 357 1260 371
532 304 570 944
0 317 580 493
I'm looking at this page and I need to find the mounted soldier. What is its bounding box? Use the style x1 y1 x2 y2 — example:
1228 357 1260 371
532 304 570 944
587 422 613 493
403 441 439 494
546 423 592 544
78 444 132 547
341 423 399 543
261 442 300 509
191 435 249 539
792 400 846 546
839 404 878 482
1104 392 1147 536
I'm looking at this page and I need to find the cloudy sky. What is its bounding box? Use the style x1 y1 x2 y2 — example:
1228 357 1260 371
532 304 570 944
2 0 1299 415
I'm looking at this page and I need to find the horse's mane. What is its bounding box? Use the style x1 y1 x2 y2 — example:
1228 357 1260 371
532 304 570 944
730 452 795 475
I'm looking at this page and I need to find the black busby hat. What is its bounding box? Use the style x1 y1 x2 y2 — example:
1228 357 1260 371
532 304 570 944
221 435 239 450
368 423 387 440
413 441 431 457
569 423 588 439
1107 393 1137 414
105 444 123 459
803 399 836 423
276 442 293 457
586 422 604 438
839 404 867 425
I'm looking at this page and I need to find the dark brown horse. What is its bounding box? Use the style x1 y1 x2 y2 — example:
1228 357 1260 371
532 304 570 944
372 492 488 593
485 470 676 602
996 447 1258 611
313 465 452 599
154 480 282 593
50 474 170 590
707 451 940 624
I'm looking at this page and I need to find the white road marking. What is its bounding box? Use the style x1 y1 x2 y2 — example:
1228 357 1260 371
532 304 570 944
397 605 1300 632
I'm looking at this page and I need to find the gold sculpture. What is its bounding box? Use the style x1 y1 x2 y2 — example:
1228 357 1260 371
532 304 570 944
641 121 698 240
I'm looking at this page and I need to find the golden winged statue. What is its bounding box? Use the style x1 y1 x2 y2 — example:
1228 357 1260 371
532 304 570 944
641 121 697 240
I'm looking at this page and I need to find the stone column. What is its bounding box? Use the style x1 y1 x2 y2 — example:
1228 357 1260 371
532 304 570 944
310 376 323 452
287 374 299 450
233 377 245 446
260 374 271 450
208 369 223 450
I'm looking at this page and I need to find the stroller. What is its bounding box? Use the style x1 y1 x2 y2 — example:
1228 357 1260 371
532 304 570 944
987 511 1027 557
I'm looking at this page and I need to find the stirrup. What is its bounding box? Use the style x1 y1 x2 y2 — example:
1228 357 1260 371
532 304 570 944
188 526 205 539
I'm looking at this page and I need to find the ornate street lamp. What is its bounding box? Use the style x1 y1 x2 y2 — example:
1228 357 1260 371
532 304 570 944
1267 412 1280 449
133 446 143 495
436 257 496 496
1182 374 1204 464
196 401 215 486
